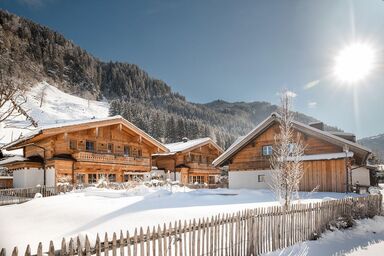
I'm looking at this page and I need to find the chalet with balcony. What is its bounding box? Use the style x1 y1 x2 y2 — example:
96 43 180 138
213 113 372 192
152 138 223 185
1 116 168 188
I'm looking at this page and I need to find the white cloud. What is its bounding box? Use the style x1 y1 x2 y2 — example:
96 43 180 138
285 90 297 98
277 89 297 99
308 101 317 108
304 80 320 90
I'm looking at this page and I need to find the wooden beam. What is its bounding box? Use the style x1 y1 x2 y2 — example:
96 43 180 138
95 127 99 138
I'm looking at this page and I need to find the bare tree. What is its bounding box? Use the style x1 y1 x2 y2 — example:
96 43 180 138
0 73 38 127
270 90 305 208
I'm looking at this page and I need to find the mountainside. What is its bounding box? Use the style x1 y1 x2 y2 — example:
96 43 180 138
358 134 384 163
0 9 338 149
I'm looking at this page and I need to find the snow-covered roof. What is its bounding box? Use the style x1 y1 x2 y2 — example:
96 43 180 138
166 138 211 152
213 113 371 167
154 138 223 156
0 156 28 165
0 176 13 179
3 116 168 152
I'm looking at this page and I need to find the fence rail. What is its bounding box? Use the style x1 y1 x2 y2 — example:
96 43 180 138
0 186 70 206
1 194 381 256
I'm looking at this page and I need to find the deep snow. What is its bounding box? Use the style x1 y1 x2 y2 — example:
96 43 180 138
0 82 109 154
265 216 384 256
0 187 358 253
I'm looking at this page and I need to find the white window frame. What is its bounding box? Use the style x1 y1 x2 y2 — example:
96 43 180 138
262 145 273 156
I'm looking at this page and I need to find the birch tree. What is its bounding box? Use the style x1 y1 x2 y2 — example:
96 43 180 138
270 90 305 208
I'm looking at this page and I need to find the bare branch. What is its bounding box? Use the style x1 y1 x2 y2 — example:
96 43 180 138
269 89 306 208
0 72 38 128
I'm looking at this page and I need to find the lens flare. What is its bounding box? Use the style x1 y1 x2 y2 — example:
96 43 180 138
334 42 375 84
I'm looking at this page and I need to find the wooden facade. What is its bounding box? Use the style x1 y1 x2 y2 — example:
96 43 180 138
213 114 371 192
153 138 223 185
2 116 168 186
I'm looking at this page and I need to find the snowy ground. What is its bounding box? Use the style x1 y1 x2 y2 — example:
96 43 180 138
0 82 109 154
0 187 358 253
265 184 384 256
265 216 384 256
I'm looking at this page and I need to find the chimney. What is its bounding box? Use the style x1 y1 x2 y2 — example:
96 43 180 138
182 137 189 143
309 122 324 131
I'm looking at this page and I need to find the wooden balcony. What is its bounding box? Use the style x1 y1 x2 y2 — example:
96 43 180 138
72 151 150 166
185 162 219 172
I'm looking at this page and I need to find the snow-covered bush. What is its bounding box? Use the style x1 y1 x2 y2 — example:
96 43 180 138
368 186 381 195
326 216 355 232
34 193 42 199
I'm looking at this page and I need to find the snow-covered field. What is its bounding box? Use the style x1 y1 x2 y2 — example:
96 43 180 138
0 187 357 253
0 82 109 154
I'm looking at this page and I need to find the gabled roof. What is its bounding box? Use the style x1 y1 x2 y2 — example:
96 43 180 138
154 137 223 156
3 116 168 152
213 113 371 167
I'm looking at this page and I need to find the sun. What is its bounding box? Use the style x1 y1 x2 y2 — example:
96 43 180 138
334 42 376 84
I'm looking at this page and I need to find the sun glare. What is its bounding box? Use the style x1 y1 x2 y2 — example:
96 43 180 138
334 42 375 84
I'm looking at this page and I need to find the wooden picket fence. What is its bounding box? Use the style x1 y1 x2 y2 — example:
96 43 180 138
0 185 71 206
1 194 382 256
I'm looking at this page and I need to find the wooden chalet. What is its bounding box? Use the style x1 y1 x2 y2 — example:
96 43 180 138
152 138 223 185
1 116 168 188
213 113 372 192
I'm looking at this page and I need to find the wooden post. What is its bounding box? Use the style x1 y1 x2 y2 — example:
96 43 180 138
11 247 18 256
37 243 43 256
25 245 31 256
48 241 54 256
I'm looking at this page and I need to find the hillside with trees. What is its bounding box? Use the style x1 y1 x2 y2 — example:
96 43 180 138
0 9 337 148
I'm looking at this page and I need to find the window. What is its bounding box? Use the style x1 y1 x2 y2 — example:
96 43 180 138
77 174 85 183
108 174 116 182
108 143 114 153
258 174 265 183
137 149 142 158
88 174 97 184
189 176 205 184
86 140 95 152
262 145 273 156
124 145 131 156
69 140 77 150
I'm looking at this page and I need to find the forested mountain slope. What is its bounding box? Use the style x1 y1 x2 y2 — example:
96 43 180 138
0 9 338 148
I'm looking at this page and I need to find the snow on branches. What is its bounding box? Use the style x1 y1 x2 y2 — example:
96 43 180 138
270 89 305 208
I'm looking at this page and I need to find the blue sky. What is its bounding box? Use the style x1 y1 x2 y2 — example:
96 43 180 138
1 0 383 138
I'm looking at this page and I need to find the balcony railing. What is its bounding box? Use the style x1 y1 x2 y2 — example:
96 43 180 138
185 162 219 171
73 151 150 166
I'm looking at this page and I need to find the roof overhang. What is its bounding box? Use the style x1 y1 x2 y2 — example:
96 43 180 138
3 116 168 153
